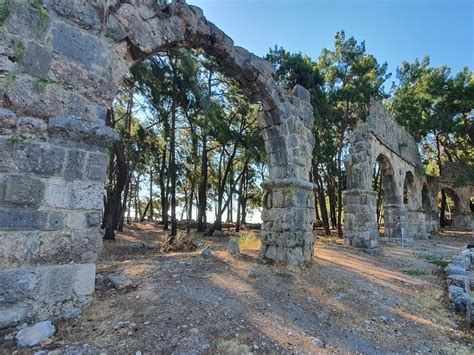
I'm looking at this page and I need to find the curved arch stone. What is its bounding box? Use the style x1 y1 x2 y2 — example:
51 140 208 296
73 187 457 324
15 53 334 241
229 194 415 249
0 1 315 327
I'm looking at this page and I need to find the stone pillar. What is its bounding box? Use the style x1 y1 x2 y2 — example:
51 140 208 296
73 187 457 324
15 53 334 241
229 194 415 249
452 213 474 231
260 179 315 266
382 204 409 244
407 209 428 239
0 110 116 328
425 211 440 233
343 190 380 254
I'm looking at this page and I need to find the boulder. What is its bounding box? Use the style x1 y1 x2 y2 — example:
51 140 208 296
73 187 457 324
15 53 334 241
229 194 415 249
15 320 55 348
201 247 212 258
106 274 137 291
228 238 240 256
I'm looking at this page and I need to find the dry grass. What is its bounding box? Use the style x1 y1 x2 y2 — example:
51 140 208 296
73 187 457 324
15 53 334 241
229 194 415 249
237 231 261 251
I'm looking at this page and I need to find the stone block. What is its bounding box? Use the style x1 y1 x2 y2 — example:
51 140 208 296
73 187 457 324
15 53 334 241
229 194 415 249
44 179 70 208
85 152 108 181
447 275 468 290
15 320 55 348
291 84 310 103
48 116 118 148
73 263 96 296
105 15 127 41
71 230 101 263
51 21 110 72
20 41 53 78
0 268 43 305
66 211 88 229
64 149 86 181
18 144 65 176
45 264 75 303
446 264 467 276
86 211 101 227
0 232 39 267
0 307 28 329
1 175 45 208
0 209 64 231
70 181 103 209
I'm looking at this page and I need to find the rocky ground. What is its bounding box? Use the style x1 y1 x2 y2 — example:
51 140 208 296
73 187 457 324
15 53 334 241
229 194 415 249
1 224 473 354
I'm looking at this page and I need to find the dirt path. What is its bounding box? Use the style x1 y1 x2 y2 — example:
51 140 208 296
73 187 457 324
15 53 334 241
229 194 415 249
2 225 473 354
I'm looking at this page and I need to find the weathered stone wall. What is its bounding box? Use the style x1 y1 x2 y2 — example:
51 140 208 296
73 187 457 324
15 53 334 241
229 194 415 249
366 102 422 170
0 0 316 328
427 162 474 231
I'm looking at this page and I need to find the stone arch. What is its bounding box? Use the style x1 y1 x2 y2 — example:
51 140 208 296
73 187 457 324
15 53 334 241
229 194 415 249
0 1 315 328
373 154 406 240
375 153 401 205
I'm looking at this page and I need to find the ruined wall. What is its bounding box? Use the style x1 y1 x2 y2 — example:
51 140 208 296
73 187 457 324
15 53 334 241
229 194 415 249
428 162 474 230
0 0 316 328
344 102 428 252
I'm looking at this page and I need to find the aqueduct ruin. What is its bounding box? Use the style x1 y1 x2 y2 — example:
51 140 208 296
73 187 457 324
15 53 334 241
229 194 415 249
1 0 473 331
343 102 474 254
0 0 316 328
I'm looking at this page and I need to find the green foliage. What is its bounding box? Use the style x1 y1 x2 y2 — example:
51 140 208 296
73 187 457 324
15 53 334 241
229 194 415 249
29 2 48 33
282 187 294 199
33 78 57 92
389 57 473 174
424 255 449 268
7 134 26 147
14 40 26 61
403 268 427 276
0 4 10 25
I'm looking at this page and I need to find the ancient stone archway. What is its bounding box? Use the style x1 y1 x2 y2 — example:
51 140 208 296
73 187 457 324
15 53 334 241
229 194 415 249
428 162 474 230
0 1 315 328
343 102 428 253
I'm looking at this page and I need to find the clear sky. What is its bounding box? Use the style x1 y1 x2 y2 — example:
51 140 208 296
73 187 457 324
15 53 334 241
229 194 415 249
189 0 473 88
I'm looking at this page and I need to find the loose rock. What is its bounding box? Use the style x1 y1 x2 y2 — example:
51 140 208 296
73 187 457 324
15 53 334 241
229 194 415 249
15 320 56 348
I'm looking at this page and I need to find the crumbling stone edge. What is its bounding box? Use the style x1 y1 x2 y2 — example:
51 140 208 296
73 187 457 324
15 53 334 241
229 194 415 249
446 244 474 328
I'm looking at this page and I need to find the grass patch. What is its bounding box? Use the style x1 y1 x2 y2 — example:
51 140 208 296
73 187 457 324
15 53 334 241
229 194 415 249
425 255 450 268
29 2 48 33
237 232 261 251
403 268 428 276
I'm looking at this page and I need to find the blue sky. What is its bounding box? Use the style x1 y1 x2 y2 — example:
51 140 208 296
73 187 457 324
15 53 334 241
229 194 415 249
189 0 473 88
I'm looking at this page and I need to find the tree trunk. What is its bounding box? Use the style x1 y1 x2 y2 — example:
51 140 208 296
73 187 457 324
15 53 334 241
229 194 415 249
149 168 154 221
312 159 330 235
103 141 129 240
169 99 178 240
159 146 168 229
197 133 208 232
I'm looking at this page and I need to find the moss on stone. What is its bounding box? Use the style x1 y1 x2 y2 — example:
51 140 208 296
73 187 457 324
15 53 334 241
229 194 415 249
283 187 294 199
0 4 10 25
15 40 26 61
33 78 57 92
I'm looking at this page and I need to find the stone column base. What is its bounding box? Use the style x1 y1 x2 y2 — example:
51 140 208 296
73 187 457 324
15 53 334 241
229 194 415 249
384 204 407 239
407 209 429 239
0 263 95 328
343 190 381 254
260 178 315 266
452 213 474 231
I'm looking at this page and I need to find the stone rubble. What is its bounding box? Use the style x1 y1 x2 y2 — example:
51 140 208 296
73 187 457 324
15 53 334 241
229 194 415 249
15 320 56 348
445 244 474 327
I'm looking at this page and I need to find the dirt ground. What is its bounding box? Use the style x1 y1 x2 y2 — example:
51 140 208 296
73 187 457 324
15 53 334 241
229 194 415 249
2 224 473 354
